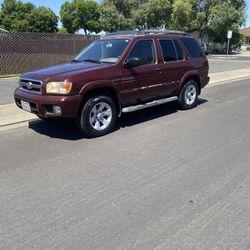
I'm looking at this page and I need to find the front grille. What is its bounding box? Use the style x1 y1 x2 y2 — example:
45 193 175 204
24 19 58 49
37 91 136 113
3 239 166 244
19 78 43 94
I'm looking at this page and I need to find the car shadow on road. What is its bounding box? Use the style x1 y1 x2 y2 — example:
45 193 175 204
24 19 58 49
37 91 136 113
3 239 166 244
117 98 207 128
28 98 208 140
28 118 84 140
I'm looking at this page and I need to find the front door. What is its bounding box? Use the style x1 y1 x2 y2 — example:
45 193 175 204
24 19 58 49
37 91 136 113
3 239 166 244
122 39 164 102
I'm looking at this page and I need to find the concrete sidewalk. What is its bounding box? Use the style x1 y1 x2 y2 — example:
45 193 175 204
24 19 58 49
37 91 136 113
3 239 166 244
209 51 250 58
209 67 250 85
0 103 36 127
1 67 250 130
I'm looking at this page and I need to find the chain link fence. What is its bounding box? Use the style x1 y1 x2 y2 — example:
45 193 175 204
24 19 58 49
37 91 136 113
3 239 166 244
0 30 99 75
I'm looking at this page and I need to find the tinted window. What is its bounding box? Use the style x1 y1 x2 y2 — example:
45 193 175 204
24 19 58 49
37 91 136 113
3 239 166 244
181 37 204 58
159 40 177 62
127 40 156 65
173 40 184 60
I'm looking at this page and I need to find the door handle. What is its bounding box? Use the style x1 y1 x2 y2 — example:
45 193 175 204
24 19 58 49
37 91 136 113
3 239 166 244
156 68 161 72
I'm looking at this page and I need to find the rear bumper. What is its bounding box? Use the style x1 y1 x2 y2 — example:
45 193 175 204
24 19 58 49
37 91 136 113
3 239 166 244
14 88 82 118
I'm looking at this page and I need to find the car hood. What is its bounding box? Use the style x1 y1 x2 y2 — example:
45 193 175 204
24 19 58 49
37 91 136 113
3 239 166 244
21 62 113 81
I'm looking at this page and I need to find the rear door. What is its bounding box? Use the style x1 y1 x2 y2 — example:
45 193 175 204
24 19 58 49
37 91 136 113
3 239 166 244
157 39 188 96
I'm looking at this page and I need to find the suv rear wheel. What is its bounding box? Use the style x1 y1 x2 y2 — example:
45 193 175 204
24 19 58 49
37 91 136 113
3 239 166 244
76 95 117 138
178 80 198 110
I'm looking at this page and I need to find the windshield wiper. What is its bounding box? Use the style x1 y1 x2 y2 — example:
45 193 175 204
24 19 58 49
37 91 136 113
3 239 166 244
70 59 81 63
82 59 102 64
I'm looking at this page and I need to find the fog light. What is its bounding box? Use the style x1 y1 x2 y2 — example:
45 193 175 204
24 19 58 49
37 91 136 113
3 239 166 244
52 105 62 114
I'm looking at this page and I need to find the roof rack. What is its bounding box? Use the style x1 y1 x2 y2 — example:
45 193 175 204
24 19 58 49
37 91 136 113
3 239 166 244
105 29 190 37
105 30 140 36
144 29 189 36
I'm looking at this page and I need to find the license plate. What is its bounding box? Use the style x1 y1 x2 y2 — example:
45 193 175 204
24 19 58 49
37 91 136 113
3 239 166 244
21 100 31 112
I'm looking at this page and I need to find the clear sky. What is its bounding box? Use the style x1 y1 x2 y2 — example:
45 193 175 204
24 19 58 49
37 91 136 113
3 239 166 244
0 0 249 27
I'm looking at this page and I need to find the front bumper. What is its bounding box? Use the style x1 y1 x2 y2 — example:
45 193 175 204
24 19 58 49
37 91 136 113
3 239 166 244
14 88 82 118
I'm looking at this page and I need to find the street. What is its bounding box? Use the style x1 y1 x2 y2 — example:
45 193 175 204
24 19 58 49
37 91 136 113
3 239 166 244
1 78 250 249
209 55 250 73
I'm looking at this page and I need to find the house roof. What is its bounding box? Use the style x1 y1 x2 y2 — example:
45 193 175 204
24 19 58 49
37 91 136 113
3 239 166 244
240 28 250 37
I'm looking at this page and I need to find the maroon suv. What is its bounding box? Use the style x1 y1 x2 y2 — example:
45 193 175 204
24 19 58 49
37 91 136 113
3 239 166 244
14 30 209 137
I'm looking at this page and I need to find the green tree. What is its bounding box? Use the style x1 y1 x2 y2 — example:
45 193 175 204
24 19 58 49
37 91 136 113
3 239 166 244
189 0 216 39
189 0 246 44
101 0 139 18
208 0 246 45
0 0 58 33
98 0 246 42
25 7 58 33
132 0 171 29
99 4 131 32
60 0 101 34
170 0 192 31
99 0 138 32
57 27 70 34
100 0 171 31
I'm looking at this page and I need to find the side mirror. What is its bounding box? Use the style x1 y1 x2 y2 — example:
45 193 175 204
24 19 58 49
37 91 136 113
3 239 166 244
124 57 142 68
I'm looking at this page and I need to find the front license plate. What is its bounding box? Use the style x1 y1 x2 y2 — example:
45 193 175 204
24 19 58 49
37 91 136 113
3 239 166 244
21 100 31 112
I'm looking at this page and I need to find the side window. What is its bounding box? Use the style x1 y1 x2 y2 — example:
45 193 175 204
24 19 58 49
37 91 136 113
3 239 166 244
159 40 177 62
181 37 204 58
126 40 156 66
173 40 184 60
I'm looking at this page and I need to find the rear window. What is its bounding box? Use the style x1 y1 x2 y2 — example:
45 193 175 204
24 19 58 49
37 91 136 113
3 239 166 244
173 40 184 60
159 40 184 62
181 37 204 58
159 40 176 62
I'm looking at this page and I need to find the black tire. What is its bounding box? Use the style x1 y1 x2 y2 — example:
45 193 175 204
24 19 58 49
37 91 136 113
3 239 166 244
76 95 117 138
178 79 198 110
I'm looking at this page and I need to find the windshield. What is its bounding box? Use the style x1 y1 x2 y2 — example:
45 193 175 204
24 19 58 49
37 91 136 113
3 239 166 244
74 39 130 64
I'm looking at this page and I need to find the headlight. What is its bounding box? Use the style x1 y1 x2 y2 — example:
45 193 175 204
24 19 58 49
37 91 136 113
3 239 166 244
46 80 72 94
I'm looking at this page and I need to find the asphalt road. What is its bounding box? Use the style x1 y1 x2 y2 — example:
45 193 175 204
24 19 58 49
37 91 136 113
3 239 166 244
1 78 250 249
1 55 250 105
0 77 18 105
208 55 250 73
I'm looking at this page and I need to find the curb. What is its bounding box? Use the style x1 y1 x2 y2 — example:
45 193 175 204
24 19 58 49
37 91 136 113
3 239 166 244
0 103 37 128
0 76 19 80
208 76 250 87
0 118 37 127
0 120 37 132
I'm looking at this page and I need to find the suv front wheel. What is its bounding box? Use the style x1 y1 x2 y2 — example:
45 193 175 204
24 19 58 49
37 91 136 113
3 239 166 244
76 95 117 138
178 80 198 110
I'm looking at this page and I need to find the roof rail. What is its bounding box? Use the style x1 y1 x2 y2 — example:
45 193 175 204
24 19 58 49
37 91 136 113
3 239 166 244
105 30 140 36
105 29 190 37
143 29 190 36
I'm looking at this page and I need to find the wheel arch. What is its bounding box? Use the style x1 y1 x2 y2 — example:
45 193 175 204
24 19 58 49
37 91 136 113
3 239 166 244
79 81 121 116
178 72 201 96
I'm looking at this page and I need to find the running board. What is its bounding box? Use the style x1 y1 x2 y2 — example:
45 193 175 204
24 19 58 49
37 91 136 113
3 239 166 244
122 96 178 113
